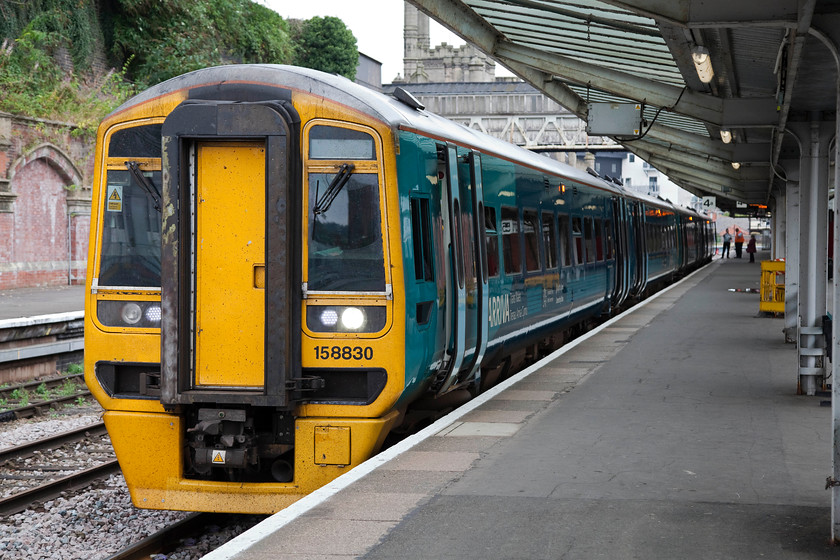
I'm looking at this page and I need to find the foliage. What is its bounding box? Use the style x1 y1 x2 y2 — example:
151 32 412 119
0 0 100 71
106 0 293 87
64 363 84 375
292 16 358 80
0 1 359 125
0 18 135 132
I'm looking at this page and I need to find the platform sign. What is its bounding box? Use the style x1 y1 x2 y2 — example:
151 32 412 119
701 196 716 211
586 103 642 136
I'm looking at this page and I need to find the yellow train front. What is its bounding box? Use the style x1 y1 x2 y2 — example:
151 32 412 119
85 66 410 513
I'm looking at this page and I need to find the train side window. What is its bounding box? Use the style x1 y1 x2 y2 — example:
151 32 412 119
604 219 614 259
571 216 584 265
501 206 522 274
594 218 604 261
410 197 434 282
485 206 500 277
523 210 541 272
542 211 557 269
583 217 596 264
557 213 571 267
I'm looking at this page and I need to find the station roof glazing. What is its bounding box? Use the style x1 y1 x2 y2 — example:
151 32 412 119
408 0 840 213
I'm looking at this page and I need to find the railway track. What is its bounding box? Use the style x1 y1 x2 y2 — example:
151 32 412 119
104 513 229 560
0 422 118 516
0 372 90 422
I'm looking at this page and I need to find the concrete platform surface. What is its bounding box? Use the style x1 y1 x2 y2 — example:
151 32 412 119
206 254 836 559
0 285 85 321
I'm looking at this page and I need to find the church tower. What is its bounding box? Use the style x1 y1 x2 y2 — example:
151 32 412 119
399 2 495 83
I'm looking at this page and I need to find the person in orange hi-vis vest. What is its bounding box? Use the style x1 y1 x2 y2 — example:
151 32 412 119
734 228 746 258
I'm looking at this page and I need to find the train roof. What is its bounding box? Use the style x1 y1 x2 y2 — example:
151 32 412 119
109 64 713 222
110 65 626 194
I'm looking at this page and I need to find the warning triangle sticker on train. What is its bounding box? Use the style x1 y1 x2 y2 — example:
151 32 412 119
212 451 226 464
109 189 121 201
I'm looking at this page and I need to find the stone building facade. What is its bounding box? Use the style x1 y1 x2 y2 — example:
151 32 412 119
398 3 496 84
0 112 92 289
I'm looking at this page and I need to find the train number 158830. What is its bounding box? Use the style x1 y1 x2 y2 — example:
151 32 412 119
314 346 374 361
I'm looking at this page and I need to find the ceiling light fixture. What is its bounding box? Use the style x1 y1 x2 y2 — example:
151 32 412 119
720 129 732 144
692 46 714 83
731 162 741 170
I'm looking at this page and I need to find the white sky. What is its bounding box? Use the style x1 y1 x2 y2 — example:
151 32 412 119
259 0 472 82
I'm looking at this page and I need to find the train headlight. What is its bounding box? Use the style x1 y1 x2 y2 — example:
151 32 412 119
341 307 365 330
306 305 387 333
97 300 162 328
144 305 162 322
319 309 339 327
121 303 143 324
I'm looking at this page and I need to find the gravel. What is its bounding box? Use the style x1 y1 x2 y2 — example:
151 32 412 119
0 404 264 559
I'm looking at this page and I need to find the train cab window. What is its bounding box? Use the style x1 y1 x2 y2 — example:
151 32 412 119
501 206 522 274
594 218 604 261
98 123 163 288
542 211 557 269
523 210 541 272
309 126 375 159
571 217 584 265
108 124 163 158
485 206 500 277
583 217 596 264
410 197 434 282
558 214 571 267
306 124 385 293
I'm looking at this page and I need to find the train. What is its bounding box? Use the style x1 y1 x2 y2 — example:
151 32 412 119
84 64 714 514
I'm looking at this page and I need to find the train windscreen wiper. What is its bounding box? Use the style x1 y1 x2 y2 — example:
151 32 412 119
125 160 162 213
313 163 355 215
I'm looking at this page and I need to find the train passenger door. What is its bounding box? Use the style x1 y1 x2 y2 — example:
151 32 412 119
610 198 630 308
159 100 300 408
435 144 487 394
630 201 648 297
194 142 265 388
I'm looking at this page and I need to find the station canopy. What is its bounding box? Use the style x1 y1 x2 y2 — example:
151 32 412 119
408 0 840 214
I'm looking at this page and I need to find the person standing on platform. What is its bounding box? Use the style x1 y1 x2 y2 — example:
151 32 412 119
721 230 732 258
734 228 746 258
746 234 757 263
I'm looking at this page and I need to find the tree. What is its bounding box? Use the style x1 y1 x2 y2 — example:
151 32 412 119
106 0 293 87
292 16 358 80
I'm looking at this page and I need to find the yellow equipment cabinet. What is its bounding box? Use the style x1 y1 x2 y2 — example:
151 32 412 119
759 260 785 314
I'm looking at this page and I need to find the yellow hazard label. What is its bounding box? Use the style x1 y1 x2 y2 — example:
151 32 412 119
212 450 226 464
106 185 123 212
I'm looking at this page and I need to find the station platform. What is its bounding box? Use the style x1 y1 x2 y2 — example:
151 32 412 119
206 253 836 560
0 285 85 322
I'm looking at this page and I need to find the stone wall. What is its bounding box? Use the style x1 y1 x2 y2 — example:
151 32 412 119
0 112 93 289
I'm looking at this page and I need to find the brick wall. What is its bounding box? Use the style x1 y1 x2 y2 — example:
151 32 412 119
0 113 93 289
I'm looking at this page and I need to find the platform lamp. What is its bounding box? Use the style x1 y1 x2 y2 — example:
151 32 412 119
692 46 714 83
720 129 732 144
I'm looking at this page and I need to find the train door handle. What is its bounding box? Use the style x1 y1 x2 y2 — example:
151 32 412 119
254 264 265 289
